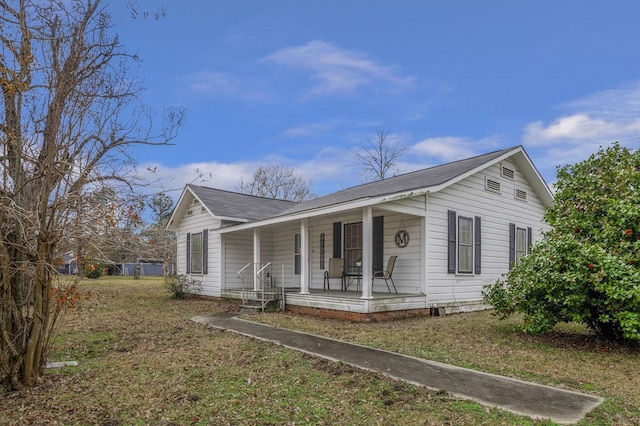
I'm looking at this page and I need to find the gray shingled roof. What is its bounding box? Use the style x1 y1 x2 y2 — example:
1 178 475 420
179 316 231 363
188 146 521 223
277 146 519 216
188 185 296 221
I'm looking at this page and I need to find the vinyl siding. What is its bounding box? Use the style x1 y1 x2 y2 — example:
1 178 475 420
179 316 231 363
373 213 422 293
174 197 221 296
425 160 549 304
300 212 424 293
269 224 299 288
223 230 253 290
171 154 549 310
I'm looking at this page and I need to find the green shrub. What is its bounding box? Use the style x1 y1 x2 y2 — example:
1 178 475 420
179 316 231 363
85 264 104 279
164 274 202 299
483 143 640 343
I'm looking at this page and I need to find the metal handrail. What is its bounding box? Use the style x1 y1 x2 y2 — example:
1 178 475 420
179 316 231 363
280 263 285 311
237 262 253 279
237 262 253 304
236 262 285 312
256 262 271 280
257 262 272 312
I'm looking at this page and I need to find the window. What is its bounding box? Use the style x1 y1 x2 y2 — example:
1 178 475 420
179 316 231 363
294 233 301 275
335 218 384 274
516 227 528 263
448 211 481 274
344 222 362 274
509 224 532 269
190 232 203 274
186 230 208 275
458 217 473 273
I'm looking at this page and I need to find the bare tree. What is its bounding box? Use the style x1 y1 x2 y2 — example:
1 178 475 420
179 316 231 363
71 187 142 277
75 187 146 272
236 164 316 201
353 125 407 181
0 0 183 389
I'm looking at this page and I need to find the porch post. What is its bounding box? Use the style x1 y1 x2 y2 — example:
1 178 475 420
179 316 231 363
421 215 428 295
300 218 310 294
361 206 373 300
253 228 260 291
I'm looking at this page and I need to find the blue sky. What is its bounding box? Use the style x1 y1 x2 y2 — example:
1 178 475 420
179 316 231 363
111 1 640 197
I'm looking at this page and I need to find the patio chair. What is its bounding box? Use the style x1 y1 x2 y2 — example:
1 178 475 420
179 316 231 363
324 258 345 291
372 255 397 293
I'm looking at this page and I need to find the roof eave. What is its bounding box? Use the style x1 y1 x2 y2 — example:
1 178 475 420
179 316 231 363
205 146 554 234
166 186 193 231
167 186 227 231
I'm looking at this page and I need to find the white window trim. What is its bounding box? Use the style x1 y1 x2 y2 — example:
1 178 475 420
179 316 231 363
457 216 474 274
294 233 301 275
190 232 203 274
515 227 527 264
509 223 532 270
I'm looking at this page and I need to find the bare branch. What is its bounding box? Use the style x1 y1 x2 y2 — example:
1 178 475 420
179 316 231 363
236 164 316 202
353 124 407 182
0 0 184 389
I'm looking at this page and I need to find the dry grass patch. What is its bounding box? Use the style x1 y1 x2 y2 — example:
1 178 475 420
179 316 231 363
0 277 544 425
253 310 640 425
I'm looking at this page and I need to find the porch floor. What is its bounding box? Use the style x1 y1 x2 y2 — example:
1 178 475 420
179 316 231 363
222 287 418 299
221 287 428 315
303 288 414 298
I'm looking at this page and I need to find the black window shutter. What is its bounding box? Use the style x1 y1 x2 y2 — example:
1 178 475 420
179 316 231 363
447 210 456 274
373 216 384 272
186 232 191 274
474 216 481 274
202 229 208 275
333 222 342 258
508 223 515 270
527 227 533 254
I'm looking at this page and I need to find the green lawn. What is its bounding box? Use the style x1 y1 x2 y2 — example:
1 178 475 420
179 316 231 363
1 276 637 425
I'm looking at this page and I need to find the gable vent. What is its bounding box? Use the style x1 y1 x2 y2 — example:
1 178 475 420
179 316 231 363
501 164 515 180
485 178 501 193
515 189 528 201
187 209 193 216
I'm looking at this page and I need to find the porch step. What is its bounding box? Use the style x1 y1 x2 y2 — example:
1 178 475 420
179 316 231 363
239 299 279 314
239 304 264 314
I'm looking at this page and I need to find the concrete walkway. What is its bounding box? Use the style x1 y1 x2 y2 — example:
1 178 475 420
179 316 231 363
192 313 603 425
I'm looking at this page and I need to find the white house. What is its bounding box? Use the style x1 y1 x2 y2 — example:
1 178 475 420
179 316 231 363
167 146 553 320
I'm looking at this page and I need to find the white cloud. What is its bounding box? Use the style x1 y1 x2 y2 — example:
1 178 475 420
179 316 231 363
138 161 258 198
185 71 270 102
138 145 363 199
280 122 332 138
409 136 493 162
187 72 238 94
523 83 640 147
523 114 640 145
520 82 640 179
297 146 359 190
263 40 414 97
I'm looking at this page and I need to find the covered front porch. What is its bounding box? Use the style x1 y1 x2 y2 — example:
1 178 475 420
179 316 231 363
216 198 429 317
